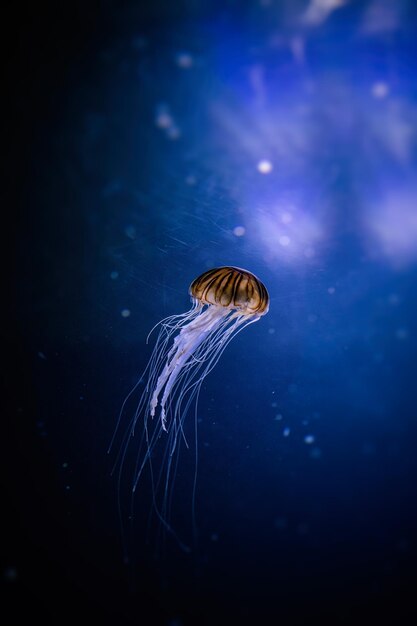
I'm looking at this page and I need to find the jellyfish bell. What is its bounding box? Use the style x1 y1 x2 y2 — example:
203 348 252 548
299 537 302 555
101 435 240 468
110 266 269 551
190 266 269 315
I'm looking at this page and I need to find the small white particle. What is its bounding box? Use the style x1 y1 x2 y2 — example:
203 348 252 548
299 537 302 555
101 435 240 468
233 225 246 237
155 111 173 129
176 52 194 68
328 287 336 294
371 81 389 99
257 159 273 174
121 309 131 318
304 434 315 444
283 427 290 437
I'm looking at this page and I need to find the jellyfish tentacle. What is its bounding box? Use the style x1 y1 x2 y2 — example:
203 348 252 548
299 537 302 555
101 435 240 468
150 305 229 429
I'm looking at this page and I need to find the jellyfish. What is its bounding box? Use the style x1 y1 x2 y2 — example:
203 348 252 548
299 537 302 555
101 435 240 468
110 266 269 550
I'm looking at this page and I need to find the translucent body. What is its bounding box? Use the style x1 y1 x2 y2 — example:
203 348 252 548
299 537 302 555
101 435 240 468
110 267 269 551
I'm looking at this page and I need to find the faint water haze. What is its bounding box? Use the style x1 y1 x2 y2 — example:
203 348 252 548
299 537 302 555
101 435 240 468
8 0 417 625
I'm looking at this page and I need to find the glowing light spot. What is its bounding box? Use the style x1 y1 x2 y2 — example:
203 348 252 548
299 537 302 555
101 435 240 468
283 427 290 437
176 52 194 68
304 434 315 444
302 0 345 26
364 188 417 267
155 110 173 129
121 309 131 318
257 159 273 174
110 271 119 280
253 206 322 264
268 327 275 334
371 81 390 99
327 287 336 294
233 225 245 237
279 235 291 247
281 212 293 224
274 414 283 421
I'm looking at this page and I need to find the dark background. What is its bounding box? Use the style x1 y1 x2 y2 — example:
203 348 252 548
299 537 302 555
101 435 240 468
4 1 417 624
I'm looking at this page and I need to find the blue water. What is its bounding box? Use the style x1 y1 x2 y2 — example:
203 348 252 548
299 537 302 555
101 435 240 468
5 1 417 624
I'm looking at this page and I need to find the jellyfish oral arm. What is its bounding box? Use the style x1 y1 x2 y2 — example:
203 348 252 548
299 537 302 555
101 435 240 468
150 305 230 430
